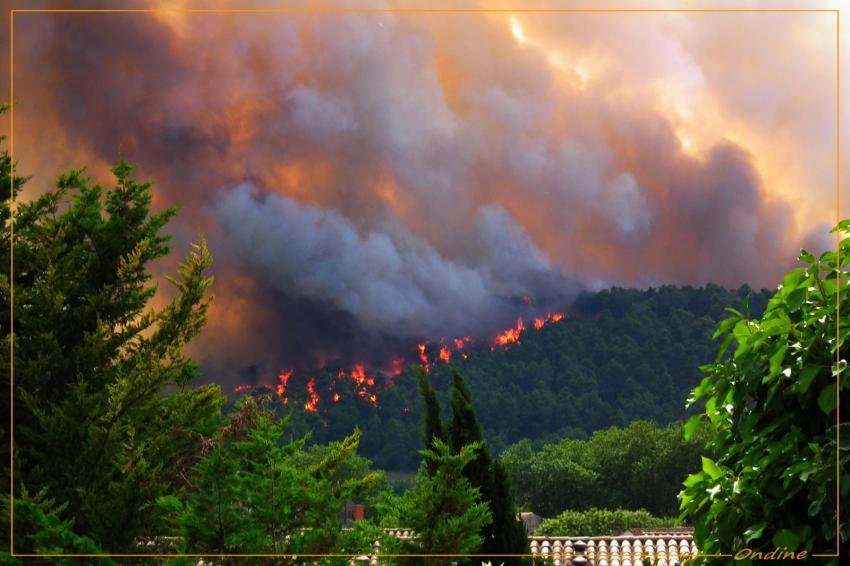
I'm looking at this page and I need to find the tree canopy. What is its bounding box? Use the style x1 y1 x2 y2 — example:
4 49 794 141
1 120 221 551
679 224 849 563
500 420 711 518
157 395 383 556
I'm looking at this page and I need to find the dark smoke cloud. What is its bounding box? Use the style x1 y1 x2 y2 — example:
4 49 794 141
215 183 579 339
2 2 841 383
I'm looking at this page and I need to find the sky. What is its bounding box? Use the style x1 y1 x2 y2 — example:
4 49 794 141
2 0 848 384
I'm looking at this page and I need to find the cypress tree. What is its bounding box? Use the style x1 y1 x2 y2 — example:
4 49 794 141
446 366 529 563
415 365 445 476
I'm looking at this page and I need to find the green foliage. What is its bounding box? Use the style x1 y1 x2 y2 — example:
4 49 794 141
417 365 446 476
0 126 222 551
0 489 113 563
679 223 850 564
501 420 710 518
286 439 391 518
536 507 676 537
444 366 529 560
159 395 383 556
402 438 492 561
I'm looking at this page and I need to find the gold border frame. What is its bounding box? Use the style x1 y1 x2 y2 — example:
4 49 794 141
5 4 843 561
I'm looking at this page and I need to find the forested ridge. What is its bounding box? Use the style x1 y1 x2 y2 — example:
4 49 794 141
266 284 772 470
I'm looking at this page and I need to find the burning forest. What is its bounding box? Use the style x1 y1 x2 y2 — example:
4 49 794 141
231 307 569 413
4 5 839 395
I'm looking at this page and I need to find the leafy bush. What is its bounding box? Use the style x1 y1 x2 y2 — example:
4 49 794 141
536 507 676 537
679 222 850 563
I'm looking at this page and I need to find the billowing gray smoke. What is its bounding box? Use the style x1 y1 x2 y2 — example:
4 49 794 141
1 4 839 383
215 182 580 339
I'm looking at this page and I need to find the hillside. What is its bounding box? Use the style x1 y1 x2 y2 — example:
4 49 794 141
239 284 772 470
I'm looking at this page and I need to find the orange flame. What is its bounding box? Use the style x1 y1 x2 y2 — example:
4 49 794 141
439 344 451 363
334 364 381 407
277 369 293 397
333 392 341 403
417 343 430 373
233 384 255 394
534 312 566 330
345 364 376 387
494 318 525 347
304 378 319 412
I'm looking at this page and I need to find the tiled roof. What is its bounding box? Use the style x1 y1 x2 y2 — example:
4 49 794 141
361 530 697 566
529 535 697 566
622 527 694 536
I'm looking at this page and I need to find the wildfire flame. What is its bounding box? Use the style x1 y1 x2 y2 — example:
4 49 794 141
332 364 382 406
230 311 566 413
350 364 376 387
493 312 565 348
418 343 430 373
494 318 525 347
304 378 319 412
439 344 451 363
277 369 293 402
453 336 473 359
533 312 565 330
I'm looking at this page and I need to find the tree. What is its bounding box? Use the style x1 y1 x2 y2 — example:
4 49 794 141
416 365 445 476
402 438 492 563
1 111 222 552
285 438 391 518
445 365 528 562
499 420 710 518
158 395 383 557
679 223 850 564
0 488 113 564
536 507 676 537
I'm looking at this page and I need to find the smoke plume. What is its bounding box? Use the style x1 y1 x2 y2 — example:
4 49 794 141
1 1 843 383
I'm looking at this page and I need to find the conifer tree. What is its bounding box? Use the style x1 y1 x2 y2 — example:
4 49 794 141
446 366 529 563
414 363 529 560
416 365 445 476
1 113 222 552
404 438 492 564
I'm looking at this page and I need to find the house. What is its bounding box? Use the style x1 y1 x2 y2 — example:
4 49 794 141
368 529 697 566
